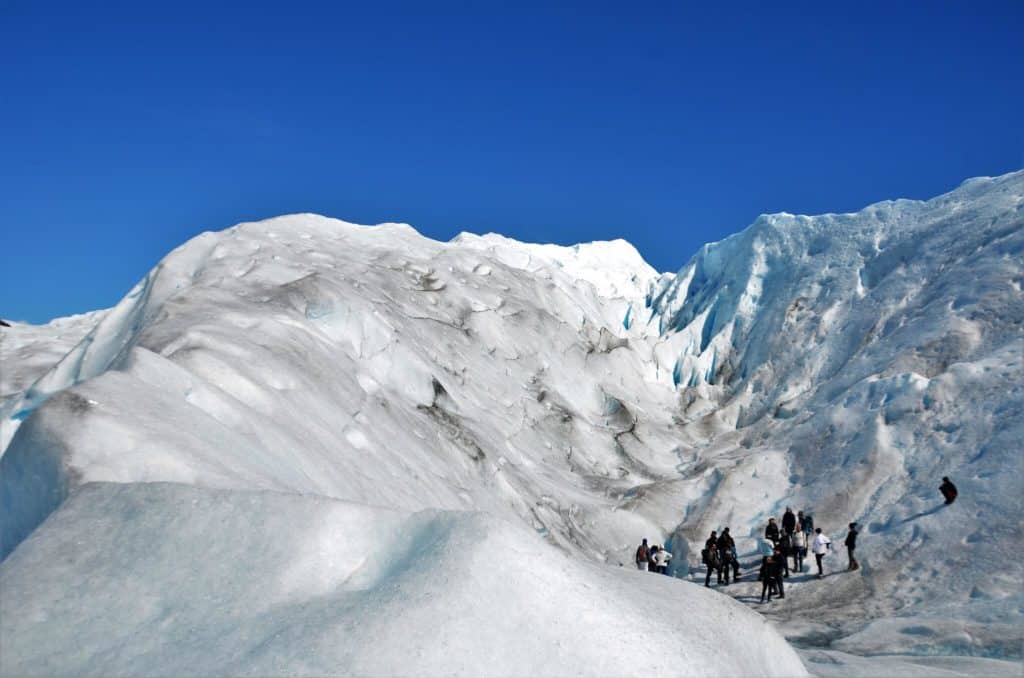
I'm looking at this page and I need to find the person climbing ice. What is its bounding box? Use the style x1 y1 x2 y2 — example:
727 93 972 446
940 476 958 505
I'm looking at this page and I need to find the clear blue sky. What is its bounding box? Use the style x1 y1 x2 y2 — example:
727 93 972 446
2 1 1022 323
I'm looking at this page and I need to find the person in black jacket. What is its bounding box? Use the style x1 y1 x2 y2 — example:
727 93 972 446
845 523 860 570
764 518 781 544
940 477 958 504
782 507 797 535
703 532 721 586
758 556 775 602
717 527 741 580
772 543 789 589
760 552 786 602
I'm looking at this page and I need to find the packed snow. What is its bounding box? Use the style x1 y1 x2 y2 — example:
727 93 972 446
1 171 1022 677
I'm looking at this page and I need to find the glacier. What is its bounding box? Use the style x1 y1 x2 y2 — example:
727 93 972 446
1 171 1021 677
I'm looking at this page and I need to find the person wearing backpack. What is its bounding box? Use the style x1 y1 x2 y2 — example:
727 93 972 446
812 528 831 578
718 527 741 580
635 538 650 571
764 518 781 545
800 510 814 536
703 532 721 586
844 523 860 571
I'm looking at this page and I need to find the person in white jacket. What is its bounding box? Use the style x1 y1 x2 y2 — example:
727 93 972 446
651 545 672 574
812 528 831 578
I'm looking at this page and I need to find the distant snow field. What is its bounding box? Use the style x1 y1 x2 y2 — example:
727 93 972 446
1 171 1022 677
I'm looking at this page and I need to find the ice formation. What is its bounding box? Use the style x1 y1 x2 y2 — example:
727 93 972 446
1 170 1021 676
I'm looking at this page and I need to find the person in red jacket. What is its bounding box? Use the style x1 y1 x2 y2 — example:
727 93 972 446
635 538 650 571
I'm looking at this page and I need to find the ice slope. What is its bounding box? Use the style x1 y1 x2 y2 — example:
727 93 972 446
0 482 804 677
1 170 1022 676
0 215 806 676
644 171 1024 668
0 311 107 401
0 217 689 561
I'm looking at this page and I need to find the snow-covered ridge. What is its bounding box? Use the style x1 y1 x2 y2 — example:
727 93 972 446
1 172 1022 676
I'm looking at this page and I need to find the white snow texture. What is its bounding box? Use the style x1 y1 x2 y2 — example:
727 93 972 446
1 171 1022 677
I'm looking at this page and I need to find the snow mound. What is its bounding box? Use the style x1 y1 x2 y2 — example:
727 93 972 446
2 172 1022 675
0 482 806 678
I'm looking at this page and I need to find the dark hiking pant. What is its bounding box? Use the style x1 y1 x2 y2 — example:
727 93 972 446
847 546 858 570
705 564 716 586
815 553 824 575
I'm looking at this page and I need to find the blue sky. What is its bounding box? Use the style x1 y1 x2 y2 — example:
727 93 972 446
2 1 1022 323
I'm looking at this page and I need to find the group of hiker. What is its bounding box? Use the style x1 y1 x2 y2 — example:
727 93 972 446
633 476 958 604
696 507 863 604
633 538 673 574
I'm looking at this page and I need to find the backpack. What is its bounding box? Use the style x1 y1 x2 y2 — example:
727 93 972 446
636 545 649 562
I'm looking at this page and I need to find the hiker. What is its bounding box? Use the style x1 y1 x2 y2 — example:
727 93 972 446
792 526 806 572
845 523 859 571
718 527 741 580
800 510 814 536
940 477 958 505
652 545 672 574
759 553 785 602
770 545 787 598
812 528 831 578
764 518 781 544
782 507 797 535
777 532 792 578
703 532 721 586
635 538 650 571
758 556 774 602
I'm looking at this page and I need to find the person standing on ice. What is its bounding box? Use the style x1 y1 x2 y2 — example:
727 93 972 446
844 523 860 571
782 507 797 535
777 532 792 578
718 527 741 580
792 526 806 572
703 532 721 586
652 545 672 574
940 477 958 504
800 510 814 536
812 528 831 578
764 517 781 545
635 538 650 571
